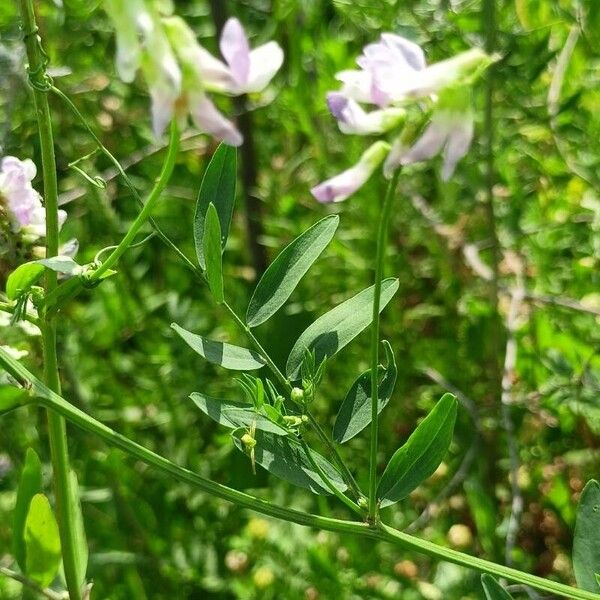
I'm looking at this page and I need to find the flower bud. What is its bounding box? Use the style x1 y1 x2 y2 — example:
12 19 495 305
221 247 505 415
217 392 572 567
290 387 305 404
241 433 256 449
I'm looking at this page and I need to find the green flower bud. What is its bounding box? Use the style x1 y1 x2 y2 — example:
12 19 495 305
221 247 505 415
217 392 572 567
290 387 305 404
241 433 256 449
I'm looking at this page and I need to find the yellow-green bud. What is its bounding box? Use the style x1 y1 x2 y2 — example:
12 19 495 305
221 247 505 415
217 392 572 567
241 433 256 449
290 387 305 404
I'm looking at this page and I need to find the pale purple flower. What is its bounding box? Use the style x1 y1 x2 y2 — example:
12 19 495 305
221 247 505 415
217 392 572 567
0 156 66 240
106 5 284 144
337 34 489 108
168 16 284 96
162 16 283 145
311 141 390 203
385 87 475 181
395 111 474 181
211 18 284 95
326 92 405 135
316 34 493 196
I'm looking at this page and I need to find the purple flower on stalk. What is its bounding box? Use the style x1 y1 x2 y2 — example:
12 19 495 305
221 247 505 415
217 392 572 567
385 88 475 181
164 16 283 145
105 2 283 145
311 141 390 203
0 156 66 241
313 33 493 202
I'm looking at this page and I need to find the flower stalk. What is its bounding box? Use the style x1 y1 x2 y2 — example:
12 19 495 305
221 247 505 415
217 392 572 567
368 169 400 520
17 1 82 599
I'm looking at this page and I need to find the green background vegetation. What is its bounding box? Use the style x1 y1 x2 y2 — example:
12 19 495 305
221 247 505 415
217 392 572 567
1 0 599 598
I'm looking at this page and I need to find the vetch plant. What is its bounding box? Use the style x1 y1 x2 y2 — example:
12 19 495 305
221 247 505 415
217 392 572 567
0 3 599 600
104 0 283 143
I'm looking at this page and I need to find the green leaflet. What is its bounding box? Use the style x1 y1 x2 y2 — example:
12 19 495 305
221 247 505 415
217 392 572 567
24 494 62 588
481 574 515 599
246 215 339 327
573 479 600 592
68 470 88 588
203 203 224 303
6 263 44 300
13 448 43 572
377 393 457 507
0 385 28 416
232 430 348 495
286 278 399 380
194 144 237 269
333 340 397 443
6 256 82 300
190 392 289 435
172 323 266 370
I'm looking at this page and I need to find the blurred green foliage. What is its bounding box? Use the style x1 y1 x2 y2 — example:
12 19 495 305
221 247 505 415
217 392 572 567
0 0 599 598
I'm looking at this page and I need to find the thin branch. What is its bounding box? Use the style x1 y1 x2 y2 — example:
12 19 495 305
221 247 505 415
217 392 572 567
501 270 526 567
0 565 68 600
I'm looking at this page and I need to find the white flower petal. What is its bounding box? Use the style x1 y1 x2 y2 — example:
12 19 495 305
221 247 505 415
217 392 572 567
336 70 374 104
220 18 251 86
380 33 426 71
149 84 176 138
441 115 474 181
189 93 243 146
245 41 284 93
401 120 449 165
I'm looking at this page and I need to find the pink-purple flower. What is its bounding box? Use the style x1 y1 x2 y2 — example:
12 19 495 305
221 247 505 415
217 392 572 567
105 1 283 145
0 156 66 241
313 33 493 202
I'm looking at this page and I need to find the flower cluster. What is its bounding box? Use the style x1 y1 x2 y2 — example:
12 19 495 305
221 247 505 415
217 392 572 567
104 0 283 144
0 156 66 242
312 34 494 203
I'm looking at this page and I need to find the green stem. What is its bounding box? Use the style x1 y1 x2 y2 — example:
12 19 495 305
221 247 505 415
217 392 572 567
49 85 196 272
89 120 180 282
18 2 82 599
223 300 291 392
368 170 400 520
307 413 362 499
1 350 598 600
300 439 362 515
46 85 357 500
223 300 361 497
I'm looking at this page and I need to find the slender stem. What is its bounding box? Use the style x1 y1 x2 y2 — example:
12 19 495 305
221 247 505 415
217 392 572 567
46 85 358 501
368 170 400 520
223 301 361 496
18 3 83 599
223 301 291 392
1 352 598 600
0 566 67 600
300 439 362 515
90 121 180 281
307 413 362 499
50 85 197 272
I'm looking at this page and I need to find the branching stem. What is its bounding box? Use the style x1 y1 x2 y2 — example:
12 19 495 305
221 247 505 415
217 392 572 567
1 349 598 600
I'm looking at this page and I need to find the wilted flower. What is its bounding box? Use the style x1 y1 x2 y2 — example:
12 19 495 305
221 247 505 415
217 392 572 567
104 1 283 144
313 33 493 202
0 156 66 241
